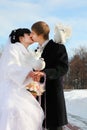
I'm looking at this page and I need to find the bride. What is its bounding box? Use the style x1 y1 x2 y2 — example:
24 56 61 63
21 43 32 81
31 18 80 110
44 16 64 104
0 28 45 130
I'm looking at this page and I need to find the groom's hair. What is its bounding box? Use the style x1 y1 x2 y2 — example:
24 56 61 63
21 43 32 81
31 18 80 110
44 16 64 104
31 21 50 40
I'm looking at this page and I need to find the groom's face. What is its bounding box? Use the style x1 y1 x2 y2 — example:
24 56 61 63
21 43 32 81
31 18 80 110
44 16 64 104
30 30 41 43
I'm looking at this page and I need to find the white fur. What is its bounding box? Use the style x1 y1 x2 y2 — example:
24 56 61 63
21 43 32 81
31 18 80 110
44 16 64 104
54 23 72 44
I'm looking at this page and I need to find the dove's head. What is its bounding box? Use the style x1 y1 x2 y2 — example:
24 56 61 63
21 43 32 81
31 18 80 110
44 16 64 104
54 23 72 44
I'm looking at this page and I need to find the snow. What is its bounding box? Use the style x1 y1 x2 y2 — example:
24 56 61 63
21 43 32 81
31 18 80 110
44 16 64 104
64 89 87 130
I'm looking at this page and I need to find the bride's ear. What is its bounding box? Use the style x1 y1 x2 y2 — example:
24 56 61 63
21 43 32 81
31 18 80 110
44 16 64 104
19 36 23 42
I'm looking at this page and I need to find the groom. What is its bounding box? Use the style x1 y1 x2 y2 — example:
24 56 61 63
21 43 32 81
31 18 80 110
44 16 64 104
30 21 68 130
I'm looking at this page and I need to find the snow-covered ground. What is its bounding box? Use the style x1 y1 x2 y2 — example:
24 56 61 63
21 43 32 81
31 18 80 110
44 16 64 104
64 89 87 130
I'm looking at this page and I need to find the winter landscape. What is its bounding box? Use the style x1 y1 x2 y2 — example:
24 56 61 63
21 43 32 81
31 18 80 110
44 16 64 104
64 89 87 130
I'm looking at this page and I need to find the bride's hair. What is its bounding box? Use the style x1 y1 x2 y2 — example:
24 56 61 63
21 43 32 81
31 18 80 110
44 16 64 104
9 28 31 43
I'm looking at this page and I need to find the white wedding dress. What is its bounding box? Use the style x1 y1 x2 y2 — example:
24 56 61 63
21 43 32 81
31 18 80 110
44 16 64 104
0 42 44 130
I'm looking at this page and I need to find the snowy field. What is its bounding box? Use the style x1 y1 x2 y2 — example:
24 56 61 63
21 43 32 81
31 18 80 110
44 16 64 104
64 89 87 130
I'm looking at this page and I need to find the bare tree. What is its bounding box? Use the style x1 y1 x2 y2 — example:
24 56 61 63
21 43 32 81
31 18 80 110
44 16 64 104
64 47 87 89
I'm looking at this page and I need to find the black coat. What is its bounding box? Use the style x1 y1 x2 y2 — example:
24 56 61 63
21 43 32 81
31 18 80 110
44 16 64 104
41 40 68 128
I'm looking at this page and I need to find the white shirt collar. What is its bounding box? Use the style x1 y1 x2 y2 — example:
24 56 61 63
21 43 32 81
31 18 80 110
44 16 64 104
38 40 49 49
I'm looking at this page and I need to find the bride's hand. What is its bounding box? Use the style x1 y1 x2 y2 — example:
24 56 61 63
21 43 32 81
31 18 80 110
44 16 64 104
27 71 45 82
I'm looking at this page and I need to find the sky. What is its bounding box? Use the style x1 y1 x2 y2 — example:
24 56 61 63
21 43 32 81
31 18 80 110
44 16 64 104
64 89 87 130
0 0 87 58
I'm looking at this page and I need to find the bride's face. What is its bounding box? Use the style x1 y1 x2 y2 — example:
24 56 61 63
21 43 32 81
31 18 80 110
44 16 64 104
20 33 34 46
